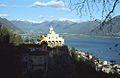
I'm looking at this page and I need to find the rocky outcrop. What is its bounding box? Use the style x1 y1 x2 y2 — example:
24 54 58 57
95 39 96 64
46 46 77 78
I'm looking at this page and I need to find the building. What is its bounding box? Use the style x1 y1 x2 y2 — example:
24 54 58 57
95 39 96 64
21 43 52 78
37 25 64 47
102 65 112 73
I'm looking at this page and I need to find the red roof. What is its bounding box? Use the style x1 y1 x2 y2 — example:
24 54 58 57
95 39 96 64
37 34 47 41
40 34 47 37
37 37 43 41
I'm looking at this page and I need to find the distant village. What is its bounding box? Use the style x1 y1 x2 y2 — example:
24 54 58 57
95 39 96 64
75 50 120 75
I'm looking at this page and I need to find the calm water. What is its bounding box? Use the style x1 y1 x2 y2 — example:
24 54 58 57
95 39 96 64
64 38 120 63
24 37 120 63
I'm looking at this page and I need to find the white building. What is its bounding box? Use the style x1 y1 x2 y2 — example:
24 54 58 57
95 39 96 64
103 61 108 65
37 25 64 47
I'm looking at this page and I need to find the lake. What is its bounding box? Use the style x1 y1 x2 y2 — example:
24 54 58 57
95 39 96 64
24 37 120 63
64 37 120 63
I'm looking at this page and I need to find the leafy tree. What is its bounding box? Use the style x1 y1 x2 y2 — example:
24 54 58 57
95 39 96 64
0 23 2 29
0 26 10 45
70 47 79 62
29 39 35 44
24 37 29 43
110 60 116 66
0 26 23 46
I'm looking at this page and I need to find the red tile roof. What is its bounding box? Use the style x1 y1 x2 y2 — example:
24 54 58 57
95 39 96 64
37 37 43 41
37 34 47 41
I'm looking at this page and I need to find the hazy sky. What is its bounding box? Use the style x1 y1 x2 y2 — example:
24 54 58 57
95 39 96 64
0 0 120 23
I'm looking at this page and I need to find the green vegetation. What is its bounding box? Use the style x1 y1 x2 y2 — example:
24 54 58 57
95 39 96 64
0 26 23 46
0 25 25 78
24 36 35 44
0 17 24 34
0 26 10 44
70 47 120 78
0 26 119 78
70 47 79 62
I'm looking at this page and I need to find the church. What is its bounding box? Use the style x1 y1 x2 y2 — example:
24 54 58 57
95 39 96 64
37 25 64 47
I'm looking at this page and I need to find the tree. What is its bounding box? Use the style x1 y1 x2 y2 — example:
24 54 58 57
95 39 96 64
30 39 35 44
69 0 119 32
0 26 23 46
0 23 2 29
70 47 79 62
110 60 116 66
10 34 23 46
24 37 29 43
0 26 10 44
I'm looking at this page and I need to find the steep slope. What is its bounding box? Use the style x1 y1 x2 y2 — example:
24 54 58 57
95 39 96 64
11 20 99 34
91 15 120 35
11 20 34 33
0 17 23 34
62 21 99 34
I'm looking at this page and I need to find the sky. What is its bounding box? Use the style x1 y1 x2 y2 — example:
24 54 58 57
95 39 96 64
0 0 120 23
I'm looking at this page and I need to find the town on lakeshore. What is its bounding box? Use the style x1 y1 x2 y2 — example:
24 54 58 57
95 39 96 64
0 23 120 78
1 0 120 78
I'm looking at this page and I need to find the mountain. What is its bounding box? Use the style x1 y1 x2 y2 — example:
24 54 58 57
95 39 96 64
0 17 24 34
11 20 99 34
91 15 120 36
11 20 35 33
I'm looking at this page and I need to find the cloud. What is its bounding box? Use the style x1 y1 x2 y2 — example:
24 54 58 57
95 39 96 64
57 8 71 12
0 4 8 7
39 15 44 19
49 16 54 18
32 0 65 8
0 4 19 7
16 19 43 23
58 17 82 23
0 14 9 17
38 15 54 19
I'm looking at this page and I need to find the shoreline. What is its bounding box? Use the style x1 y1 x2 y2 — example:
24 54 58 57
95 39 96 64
19 33 120 39
70 47 120 74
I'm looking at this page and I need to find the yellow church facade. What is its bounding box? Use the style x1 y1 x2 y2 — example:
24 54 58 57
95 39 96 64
37 26 64 47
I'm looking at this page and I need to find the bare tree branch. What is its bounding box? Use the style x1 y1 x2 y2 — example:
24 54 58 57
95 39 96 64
69 0 119 32
100 0 119 30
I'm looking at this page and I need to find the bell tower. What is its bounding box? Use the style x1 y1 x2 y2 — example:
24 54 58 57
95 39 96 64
49 25 55 34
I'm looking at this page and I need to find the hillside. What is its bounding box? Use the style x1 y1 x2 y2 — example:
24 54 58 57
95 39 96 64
0 17 24 34
11 20 99 34
91 15 120 36
11 20 34 33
